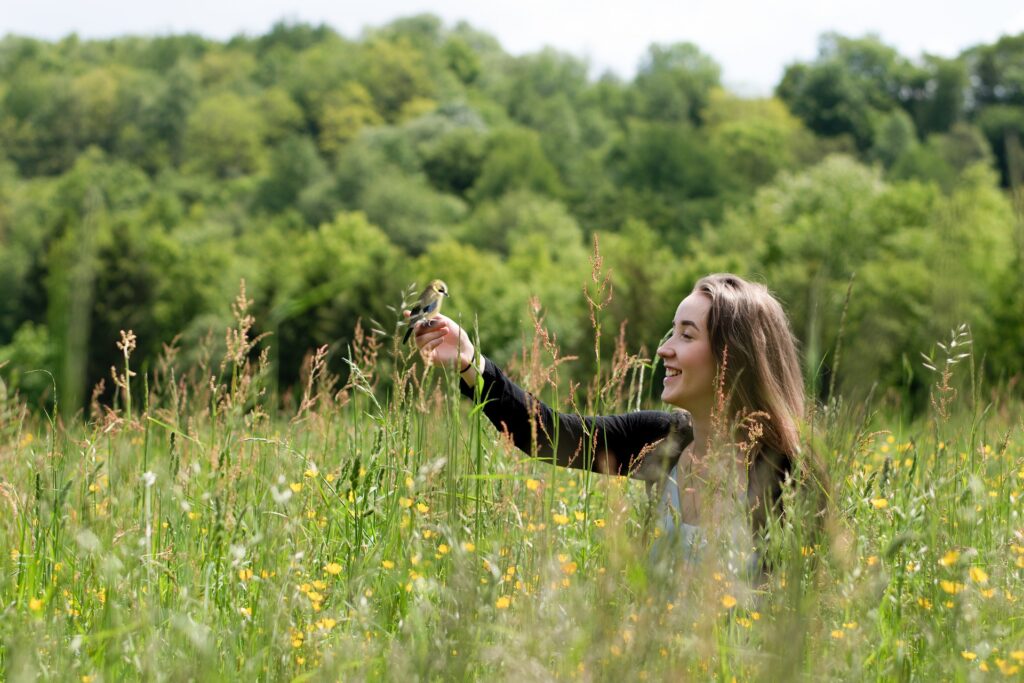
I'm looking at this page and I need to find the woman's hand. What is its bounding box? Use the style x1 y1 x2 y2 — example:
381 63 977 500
404 311 477 372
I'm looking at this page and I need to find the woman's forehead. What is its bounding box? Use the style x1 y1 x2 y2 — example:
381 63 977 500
675 293 711 324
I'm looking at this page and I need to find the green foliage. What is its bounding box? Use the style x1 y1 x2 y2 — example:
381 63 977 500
316 82 383 158
421 126 486 196
360 172 466 255
694 156 1017 402
607 119 728 248
443 35 481 85
257 136 328 214
359 38 435 121
0 321 56 405
705 90 816 188
1 24 1024 675
413 240 527 360
183 92 267 178
0 284 1021 680
777 34 915 151
870 108 918 169
264 212 402 385
0 20 1021 416
469 127 562 202
600 219 685 359
634 42 721 124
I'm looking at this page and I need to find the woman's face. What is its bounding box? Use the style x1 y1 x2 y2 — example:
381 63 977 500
657 292 716 412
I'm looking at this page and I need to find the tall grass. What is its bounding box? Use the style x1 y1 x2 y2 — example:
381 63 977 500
0 278 1022 682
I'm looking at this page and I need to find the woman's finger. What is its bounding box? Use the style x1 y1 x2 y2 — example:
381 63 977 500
418 326 448 342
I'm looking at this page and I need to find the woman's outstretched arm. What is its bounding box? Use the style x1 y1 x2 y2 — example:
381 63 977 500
411 313 692 477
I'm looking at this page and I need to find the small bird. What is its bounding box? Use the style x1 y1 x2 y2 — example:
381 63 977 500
403 279 449 344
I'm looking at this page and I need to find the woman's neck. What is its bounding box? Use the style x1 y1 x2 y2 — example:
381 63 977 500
686 406 748 497
688 408 712 459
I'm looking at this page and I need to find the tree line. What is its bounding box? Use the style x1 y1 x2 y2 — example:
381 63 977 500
0 16 1021 414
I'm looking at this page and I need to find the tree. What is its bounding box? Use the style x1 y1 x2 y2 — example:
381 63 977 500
266 212 402 386
633 43 721 124
421 126 486 196
777 34 913 151
358 38 434 121
905 56 966 136
870 109 918 169
359 172 467 255
705 90 814 188
317 82 383 158
469 127 562 202
183 92 267 177
606 119 727 247
412 240 527 362
502 48 590 126
600 219 684 360
693 155 1017 402
460 191 578 255
257 136 328 214
443 36 480 85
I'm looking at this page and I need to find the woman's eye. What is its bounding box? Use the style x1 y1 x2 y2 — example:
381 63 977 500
682 333 693 341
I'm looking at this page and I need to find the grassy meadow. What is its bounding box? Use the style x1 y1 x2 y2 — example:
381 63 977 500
1 291 1023 682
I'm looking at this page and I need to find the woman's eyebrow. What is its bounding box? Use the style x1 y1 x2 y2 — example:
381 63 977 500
673 319 699 331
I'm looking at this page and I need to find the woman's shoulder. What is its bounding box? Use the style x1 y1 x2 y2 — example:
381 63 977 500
628 407 692 431
627 408 693 485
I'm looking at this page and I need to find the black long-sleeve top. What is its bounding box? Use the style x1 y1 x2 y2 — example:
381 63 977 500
459 357 694 485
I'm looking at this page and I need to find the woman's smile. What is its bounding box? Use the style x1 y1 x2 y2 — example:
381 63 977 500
656 293 715 412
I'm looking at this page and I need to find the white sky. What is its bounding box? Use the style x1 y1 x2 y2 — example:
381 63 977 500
3 0 1024 95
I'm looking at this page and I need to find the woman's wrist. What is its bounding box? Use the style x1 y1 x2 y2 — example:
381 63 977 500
458 353 484 379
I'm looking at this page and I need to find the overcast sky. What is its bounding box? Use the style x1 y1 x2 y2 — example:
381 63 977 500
3 0 1023 94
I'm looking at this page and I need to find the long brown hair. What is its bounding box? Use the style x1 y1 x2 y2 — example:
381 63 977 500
693 273 807 536
694 273 804 457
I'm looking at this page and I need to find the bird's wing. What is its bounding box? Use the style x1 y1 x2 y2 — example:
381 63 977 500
420 299 440 315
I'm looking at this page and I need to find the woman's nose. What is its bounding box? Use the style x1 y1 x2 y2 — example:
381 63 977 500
656 344 670 358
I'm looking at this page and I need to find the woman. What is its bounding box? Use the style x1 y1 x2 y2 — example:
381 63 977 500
410 273 808 576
